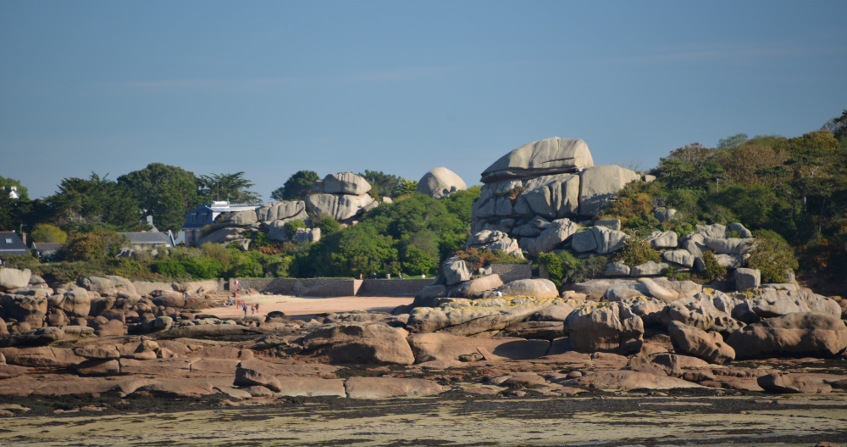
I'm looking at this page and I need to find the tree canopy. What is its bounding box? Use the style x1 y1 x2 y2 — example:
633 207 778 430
271 170 319 202
198 172 262 205
118 163 200 232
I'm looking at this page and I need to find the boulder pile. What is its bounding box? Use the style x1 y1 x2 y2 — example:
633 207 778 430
197 172 377 246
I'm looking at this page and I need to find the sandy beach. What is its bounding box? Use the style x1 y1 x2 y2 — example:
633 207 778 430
198 294 415 320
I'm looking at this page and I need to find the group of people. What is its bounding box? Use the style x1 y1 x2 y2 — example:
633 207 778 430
240 302 259 317
224 299 260 317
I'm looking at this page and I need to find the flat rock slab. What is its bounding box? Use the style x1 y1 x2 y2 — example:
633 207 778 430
119 358 193 376
409 333 550 363
345 377 444 399
275 376 346 397
188 358 240 375
563 370 702 391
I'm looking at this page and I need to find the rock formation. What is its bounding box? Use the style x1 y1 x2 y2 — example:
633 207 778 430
417 167 467 199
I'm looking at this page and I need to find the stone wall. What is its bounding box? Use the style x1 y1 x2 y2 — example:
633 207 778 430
357 279 433 296
228 278 432 297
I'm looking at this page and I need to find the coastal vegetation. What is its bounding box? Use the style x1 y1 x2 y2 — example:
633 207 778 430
1 110 845 287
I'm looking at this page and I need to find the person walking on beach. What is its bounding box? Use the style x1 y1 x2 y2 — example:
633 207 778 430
242 303 248 317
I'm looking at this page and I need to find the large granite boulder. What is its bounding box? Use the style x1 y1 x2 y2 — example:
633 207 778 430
578 165 641 217
443 256 472 286
417 167 467 199
316 172 372 196
466 230 522 257
668 321 735 365
48 290 91 318
480 137 594 183
726 313 847 358
0 268 32 292
658 291 742 332
757 373 832 394
731 289 842 323
305 193 376 221
496 279 559 299
255 201 308 222
591 225 628 254
453 275 503 298
267 218 307 242
405 296 561 336
300 323 415 365
563 303 644 354
292 227 321 244
222 209 258 226
0 293 48 328
522 218 579 257
408 332 550 363
513 174 580 218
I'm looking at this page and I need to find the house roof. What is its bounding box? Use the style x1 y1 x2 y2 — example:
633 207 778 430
0 231 29 255
32 242 64 252
120 232 173 246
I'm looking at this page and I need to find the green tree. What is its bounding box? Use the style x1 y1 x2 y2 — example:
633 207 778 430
305 225 399 277
717 133 748 151
271 170 319 201
61 229 128 262
358 170 401 199
198 172 262 205
30 223 68 243
822 109 847 141
746 230 798 283
49 173 143 231
614 233 661 267
117 163 200 232
0 186 30 232
315 216 341 236
396 178 418 196
283 219 306 240
783 130 840 213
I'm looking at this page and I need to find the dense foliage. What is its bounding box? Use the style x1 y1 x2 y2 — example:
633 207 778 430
599 123 847 282
271 170 319 201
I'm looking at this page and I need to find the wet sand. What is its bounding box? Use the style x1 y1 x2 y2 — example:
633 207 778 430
2 394 846 446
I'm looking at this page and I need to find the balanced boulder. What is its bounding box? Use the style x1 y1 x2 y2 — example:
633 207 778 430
417 167 467 199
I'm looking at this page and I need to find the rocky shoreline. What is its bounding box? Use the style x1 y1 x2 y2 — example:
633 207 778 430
1 267 846 445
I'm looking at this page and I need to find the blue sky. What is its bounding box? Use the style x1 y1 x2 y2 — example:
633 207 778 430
2 0 845 200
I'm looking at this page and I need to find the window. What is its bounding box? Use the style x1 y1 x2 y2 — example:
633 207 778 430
5 238 12 243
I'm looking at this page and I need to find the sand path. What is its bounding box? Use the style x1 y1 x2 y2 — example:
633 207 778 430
198 294 414 319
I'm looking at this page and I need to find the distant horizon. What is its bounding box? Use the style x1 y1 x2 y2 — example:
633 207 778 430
2 1 845 200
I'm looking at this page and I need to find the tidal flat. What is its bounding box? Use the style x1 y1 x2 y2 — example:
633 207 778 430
2 392 846 446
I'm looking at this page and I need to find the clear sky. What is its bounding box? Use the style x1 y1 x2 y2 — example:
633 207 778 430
1 0 845 200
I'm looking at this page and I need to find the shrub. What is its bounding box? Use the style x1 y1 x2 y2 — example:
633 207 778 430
452 247 524 272
402 245 439 276
315 216 341 236
538 252 565 287
283 219 307 240
746 230 798 283
570 255 608 283
614 234 661 267
62 230 127 262
31 224 67 243
699 251 726 282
